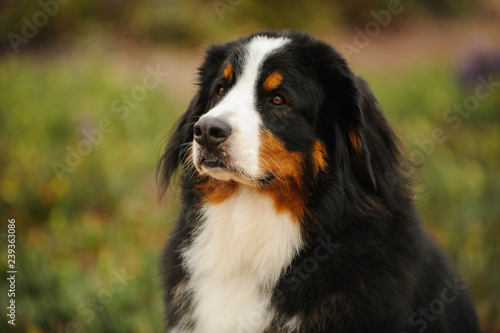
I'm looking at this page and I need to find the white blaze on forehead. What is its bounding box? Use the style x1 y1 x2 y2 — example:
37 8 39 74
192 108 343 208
197 35 290 180
240 35 291 90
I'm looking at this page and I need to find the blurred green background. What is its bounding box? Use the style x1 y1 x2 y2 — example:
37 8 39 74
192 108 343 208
1 0 499 332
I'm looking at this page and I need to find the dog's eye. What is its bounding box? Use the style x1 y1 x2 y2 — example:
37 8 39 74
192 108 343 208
217 85 225 97
272 95 284 106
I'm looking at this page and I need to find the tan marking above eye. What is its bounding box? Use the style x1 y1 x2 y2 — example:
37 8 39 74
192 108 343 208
223 63 233 83
263 72 283 91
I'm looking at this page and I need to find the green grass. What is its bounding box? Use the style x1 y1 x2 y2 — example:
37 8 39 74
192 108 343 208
0 52 499 332
0 52 182 332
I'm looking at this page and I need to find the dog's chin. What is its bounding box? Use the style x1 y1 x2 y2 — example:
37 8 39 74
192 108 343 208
209 169 256 187
197 163 258 187
196 158 275 188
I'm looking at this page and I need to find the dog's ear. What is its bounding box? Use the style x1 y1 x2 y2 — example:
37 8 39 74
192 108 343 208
346 80 377 191
316 50 377 191
157 93 201 197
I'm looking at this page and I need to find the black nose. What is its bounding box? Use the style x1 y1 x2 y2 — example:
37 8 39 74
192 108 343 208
193 117 232 148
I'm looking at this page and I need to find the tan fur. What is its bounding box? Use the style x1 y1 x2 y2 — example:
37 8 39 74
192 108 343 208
196 179 238 204
348 127 362 152
258 130 307 220
223 62 234 83
263 72 283 91
312 139 328 175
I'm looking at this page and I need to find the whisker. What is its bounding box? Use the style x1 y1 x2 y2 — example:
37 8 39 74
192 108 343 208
258 155 284 184
182 121 198 129
259 151 289 192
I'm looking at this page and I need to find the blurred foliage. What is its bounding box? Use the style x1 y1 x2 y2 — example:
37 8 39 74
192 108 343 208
0 0 482 53
0 51 182 332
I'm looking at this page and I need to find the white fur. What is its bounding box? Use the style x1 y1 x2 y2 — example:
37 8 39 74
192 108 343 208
177 35 301 333
283 314 303 332
193 35 291 183
181 186 303 333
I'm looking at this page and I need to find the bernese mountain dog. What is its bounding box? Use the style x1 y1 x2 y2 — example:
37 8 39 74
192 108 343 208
157 31 480 333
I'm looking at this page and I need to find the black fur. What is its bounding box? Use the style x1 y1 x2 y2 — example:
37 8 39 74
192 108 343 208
157 31 480 333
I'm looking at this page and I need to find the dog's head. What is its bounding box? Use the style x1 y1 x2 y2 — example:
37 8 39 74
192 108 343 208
158 31 411 214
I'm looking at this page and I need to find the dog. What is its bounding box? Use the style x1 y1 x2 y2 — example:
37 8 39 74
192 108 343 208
157 31 480 333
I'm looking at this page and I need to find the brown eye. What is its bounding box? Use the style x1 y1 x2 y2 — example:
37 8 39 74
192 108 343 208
272 95 284 105
217 86 225 97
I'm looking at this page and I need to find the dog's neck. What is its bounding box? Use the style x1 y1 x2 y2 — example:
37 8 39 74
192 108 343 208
182 184 304 332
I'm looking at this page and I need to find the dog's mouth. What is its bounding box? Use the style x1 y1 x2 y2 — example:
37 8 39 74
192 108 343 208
195 150 275 187
195 151 242 181
199 156 226 169
196 150 233 172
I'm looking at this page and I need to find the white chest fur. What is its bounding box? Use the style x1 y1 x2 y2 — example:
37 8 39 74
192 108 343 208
181 186 304 333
